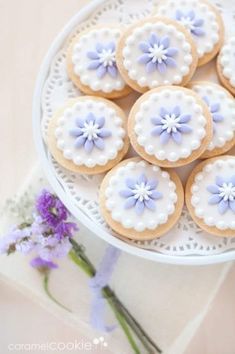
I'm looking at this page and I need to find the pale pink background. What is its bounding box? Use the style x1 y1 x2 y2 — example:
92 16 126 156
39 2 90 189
1 1 235 353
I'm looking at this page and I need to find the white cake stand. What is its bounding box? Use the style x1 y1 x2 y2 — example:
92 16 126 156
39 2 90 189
33 0 235 265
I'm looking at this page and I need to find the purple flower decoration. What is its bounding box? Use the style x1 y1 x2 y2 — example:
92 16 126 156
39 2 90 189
70 112 111 153
137 33 178 74
151 106 192 144
119 174 162 215
87 42 117 78
203 96 223 131
176 10 205 36
207 176 235 214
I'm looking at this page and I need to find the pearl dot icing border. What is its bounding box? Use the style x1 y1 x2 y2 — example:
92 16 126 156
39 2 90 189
122 21 193 88
191 158 235 230
219 37 235 88
133 89 207 162
105 160 178 232
71 27 126 93
55 100 126 168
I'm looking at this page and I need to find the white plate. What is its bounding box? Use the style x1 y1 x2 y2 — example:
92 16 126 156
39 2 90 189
33 0 235 265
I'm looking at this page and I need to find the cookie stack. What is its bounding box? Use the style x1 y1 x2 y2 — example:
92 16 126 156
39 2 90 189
47 0 235 240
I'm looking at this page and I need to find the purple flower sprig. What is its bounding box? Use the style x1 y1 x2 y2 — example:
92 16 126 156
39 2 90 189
31 257 58 270
0 189 162 353
0 189 77 270
36 189 68 227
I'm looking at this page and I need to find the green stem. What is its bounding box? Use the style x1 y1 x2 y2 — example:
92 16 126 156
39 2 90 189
70 238 95 273
70 239 162 354
43 273 71 312
69 249 140 353
106 295 141 354
103 287 155 354
69 239 162 354
114 297 162 353
69 250 94 277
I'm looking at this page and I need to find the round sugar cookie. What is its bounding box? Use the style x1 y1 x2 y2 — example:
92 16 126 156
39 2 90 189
128 86 213 167
47 96 129 175
188 81 235 158
116 17 198 93
217 36 235 96
154 0 224 66
99 158 184 240
186 156 235 237
66 26 132 98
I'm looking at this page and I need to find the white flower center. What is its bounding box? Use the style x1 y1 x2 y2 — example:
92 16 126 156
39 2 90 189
148 44 167 63
161 114 181 133
99 49 115 67
179 16 195 31
219 182 235 201
81 121 100 140
132 182 152 202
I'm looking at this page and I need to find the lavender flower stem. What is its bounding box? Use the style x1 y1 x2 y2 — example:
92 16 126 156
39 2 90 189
104 294 141 354
69 238 95 274
69 249 140 354
43 272 71 312
69 249 95 277
69 239 162 354
103 287 160 354
113 296 162 353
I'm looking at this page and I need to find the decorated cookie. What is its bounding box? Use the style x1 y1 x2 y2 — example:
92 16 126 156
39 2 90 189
154 0 224 66
186 156 235 237
47 96 129 174
66 26 131 98
217 36 235 96
99 158 184 240
188 81 235 158
116 17 198 93
128 86 212 167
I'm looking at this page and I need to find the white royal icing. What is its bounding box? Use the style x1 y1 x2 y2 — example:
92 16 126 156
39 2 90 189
71 27 126 93
190 83 235 151
219 36 235 88
133 88 207 162
155 0 220 59
191 158 235 230
105 160 178 232
122 21 193 89
55 99 126 168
